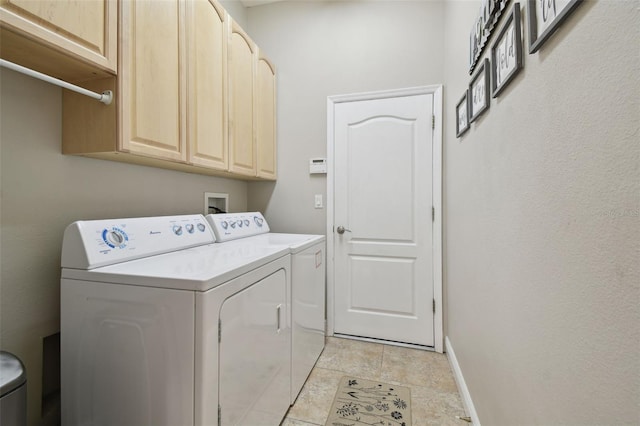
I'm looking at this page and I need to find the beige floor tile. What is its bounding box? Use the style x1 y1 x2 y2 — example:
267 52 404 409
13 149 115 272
410 385 467 426
287 337 466 426
315 337 384 377
380 344 459 393
285 367 344 425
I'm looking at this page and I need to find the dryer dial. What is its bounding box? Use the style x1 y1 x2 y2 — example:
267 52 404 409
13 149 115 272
102 227 128 249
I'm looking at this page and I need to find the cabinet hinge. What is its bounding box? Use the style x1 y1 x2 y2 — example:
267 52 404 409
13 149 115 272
433 299 436 314
218 319 222 343
432 115 435 129
218 405 222 425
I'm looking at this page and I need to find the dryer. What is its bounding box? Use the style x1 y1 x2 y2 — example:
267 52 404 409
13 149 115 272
205 212 326 403
60 214 291 425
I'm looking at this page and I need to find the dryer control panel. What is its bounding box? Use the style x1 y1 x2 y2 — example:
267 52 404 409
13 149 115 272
62 215 215 270
205 212 270 242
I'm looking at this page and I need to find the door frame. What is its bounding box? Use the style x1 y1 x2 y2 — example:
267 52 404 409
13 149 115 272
326 85 443 353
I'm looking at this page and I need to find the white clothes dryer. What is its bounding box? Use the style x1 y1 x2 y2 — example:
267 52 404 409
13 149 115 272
60 214 291 426
205 212 326 404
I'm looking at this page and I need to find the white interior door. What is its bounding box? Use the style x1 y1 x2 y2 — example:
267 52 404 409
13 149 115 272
332 92 434 347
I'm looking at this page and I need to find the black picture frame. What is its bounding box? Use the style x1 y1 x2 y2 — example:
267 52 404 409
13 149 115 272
456 90 470 138
491 3 523 98
469 58 490 123
528 0 583 54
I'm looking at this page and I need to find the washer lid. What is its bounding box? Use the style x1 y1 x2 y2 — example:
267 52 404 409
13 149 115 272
62 239 290 292
0 351 26 397
249 233 326 253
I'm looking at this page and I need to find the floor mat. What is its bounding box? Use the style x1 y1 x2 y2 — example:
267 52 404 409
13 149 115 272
325 376 411 426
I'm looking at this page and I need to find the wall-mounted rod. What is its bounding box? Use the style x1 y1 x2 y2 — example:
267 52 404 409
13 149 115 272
0 59 113 105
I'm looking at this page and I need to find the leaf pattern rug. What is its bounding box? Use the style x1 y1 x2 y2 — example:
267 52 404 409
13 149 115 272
325 376 411 426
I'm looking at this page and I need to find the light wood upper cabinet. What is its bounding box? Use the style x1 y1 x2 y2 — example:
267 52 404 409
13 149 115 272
228 18 257 177
119 0 187 162
255 51 277 180
0 0 116 80
62 0 275 180
187 0 228 170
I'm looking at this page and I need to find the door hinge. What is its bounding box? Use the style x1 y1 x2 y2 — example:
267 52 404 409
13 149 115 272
432 115 435 129
432 206 435 222
433 299 436 314
218 319 222 343
218 405 222 425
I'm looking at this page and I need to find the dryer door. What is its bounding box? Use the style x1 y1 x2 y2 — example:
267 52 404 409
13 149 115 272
219 269 290 425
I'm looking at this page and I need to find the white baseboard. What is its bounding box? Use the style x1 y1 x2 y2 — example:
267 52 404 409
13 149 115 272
445 336 481 426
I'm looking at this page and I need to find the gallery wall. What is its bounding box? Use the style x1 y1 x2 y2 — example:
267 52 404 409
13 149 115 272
442 1 639 424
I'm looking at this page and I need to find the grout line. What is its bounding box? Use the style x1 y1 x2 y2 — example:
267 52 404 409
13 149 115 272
283 415 323 426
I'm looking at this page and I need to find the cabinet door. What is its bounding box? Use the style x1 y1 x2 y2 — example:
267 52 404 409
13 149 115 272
0 0 116 74
255 52 277 180
119 0 187 162
187 0 228 171
227 19 256 177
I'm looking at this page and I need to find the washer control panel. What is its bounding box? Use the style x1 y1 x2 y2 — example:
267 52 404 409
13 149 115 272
62 214 215 270
205 212 270 242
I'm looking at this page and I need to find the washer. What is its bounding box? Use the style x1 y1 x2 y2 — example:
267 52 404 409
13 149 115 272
205 212 325 403
60 214 291 425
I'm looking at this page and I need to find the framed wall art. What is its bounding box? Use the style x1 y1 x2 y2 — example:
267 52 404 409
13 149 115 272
456 90 470 137
469 58 490 123
469 0 511 74
528 0 583 54
491 3 523 97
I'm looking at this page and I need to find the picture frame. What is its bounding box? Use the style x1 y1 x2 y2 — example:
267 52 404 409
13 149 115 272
469 0 511 74
469 58 490 123
528 0 583 54
456 90 470 137
491 3 523 98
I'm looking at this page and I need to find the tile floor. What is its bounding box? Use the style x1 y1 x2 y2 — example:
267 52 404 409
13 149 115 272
282 336 468 426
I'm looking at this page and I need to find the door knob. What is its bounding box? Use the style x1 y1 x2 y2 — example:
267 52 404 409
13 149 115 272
336 226 352 234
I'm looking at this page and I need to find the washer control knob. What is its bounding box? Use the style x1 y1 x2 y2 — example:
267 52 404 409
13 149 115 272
237 219 244 228
186 224 195 234
221 221 228 230
173 225 183 236
197 223 206 232
107 231 124 246
254 216 264 227
230 221 236 229
244 219 250 227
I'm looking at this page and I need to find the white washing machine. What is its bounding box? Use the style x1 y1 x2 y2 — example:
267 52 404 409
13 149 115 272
60 214 292 425
205 212 325 404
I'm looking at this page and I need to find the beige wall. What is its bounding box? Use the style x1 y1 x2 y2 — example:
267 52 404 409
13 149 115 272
220 0 248 28
0 69 248 425
245 1 444 233
2 1 638 425
443 1 639 424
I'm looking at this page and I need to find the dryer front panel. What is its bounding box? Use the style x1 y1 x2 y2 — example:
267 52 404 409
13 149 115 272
219 269 290 425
